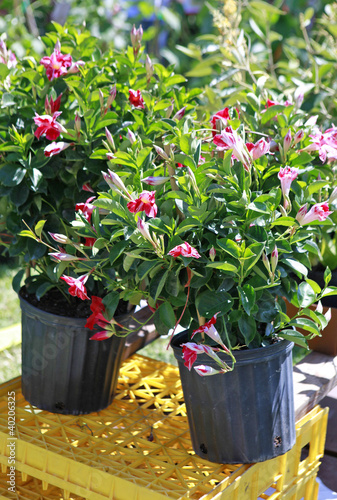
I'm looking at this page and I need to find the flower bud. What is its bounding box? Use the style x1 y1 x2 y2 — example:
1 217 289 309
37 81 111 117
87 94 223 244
209 246 216 262
293 129 304 145
154 145 170 160
105 127 115 150
106 85 116 109
75 113 81 137
102 169 132 199
173 106 186 121
82 182 94 193
141 176 170 186
294 87 304 109
271 246 278 274
49 252 80 262
166 103 174 118
106 152 116 160
49 232 71 244
146 54 154 81
137 218 154 243
262 252 271 273
127 128 136 144
194 365 220 376
55 40 61 52
283 129 292 155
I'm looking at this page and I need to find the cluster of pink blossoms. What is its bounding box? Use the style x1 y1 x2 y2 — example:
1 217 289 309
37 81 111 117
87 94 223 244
304 127 337 163
39 41 84 81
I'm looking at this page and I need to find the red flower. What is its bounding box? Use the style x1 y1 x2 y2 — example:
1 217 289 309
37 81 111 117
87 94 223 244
85 296 109 330
45 93 62 114
90 330 112 341
211 108 239 137
34 112 65 141
127 191 157 217
191 314 218 338
168 242 201 259
75 196 96 222
40 49 72 81
60 274 89 300
84 237 97 247
129 89 145 109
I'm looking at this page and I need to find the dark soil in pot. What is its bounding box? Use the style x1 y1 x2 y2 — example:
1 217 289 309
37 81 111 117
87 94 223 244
19 286 130 318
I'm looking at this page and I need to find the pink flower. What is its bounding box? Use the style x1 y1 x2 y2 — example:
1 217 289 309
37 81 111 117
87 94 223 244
127 191 157 217
45 93 62 114
213 128 251 170
296 202 333 225
40 48 72 81
246 138 270 160
278 166 298 208
75 196 96 222
294 130 304 145
129 89 145 109
67 60 85 74
209 246 216 261
168 242 201 259
34 112 66 141
304 127 337 163
60 274 89 300
44 141 71 157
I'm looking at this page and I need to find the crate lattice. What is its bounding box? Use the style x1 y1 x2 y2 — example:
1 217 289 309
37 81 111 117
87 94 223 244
0 354 329 500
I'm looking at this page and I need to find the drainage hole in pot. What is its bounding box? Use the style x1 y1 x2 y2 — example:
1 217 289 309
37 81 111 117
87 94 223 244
274 436 282 447
55 401 65 410
200 443 207 454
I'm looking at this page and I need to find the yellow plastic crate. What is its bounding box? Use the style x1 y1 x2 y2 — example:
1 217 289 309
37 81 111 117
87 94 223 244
0 354 329 500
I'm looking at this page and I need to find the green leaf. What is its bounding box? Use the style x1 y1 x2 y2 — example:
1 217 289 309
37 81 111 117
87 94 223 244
18 230 37 240
217 238 241 258
289 318 320 336
278 329 308 348
137 260 161 280
261 105 285 125
282 258 308 277
238 314 257 344
165 270 180 297
158 302 176 329
103 291 120 319
109 240 129 264
305 278 321 294
175 218 202 235
149 269 169 302
271 217 295 227
249 0 285 15
12 269 25 294
36 282 55 301
238 284 255 316
297 282 316 308
0 165 26 186
324 267 332 286
174 154 196 170
206 262 238 273
35 220 46 239
196 290 233 317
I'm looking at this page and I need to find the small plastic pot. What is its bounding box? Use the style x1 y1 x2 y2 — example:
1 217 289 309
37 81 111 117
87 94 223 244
171 331 296 464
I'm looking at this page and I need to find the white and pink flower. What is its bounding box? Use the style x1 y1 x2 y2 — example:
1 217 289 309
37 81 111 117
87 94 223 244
278 166 298 208
34 112 67 141
168 242 201 259
127 191 157 217
44 141 71 157
296 202 332 225
60 274 89 300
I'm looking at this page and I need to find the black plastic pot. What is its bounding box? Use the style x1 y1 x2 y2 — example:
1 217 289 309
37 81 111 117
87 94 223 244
172 331 295 464
20 294 131 415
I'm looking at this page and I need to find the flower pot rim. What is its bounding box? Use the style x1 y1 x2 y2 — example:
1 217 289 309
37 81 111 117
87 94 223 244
19 287 134 328
171 329 294 365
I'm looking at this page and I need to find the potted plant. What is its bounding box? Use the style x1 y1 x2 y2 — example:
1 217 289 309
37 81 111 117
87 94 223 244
0 24 200 414
47 79 337 460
